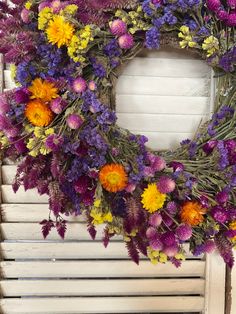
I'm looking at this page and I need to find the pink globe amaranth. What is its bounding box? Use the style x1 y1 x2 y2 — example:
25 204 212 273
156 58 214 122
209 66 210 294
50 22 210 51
50 97 67 114
0 115 11 130
225 139 236 152
14 139 27 153
226 13 236 26
118 34 134 49
110 19 127 36
227 0 236 8
176 224 192 241
51 0 62 13
161 231 176 246
147 154 166 172
143 166 155 177
204 240 216 253
216 9 229 21
20 8 31 24
66 114 84 129
38 1 51 11
157 176 176 194
125 182 137 193
4 127 19 138
88 81 97 91
149 213 162 227
150 237 163 251
72 77 87 93
207 0 221 11
162 244 179 257
146 227 158 239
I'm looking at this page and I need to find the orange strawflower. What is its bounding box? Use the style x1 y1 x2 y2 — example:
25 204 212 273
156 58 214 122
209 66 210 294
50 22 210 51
180 201 206 226
25 100 54 127
99 163 128 193
28 78 59 102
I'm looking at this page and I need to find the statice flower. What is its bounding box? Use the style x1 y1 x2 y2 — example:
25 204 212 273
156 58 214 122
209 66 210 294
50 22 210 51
145 27 160 49
219 47 236 72
217 140 229 170
16 61 37 86
104 39 121 58
91 58 106 78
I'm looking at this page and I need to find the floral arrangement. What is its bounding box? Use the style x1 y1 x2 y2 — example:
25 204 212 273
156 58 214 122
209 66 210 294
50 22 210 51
0 0 235 268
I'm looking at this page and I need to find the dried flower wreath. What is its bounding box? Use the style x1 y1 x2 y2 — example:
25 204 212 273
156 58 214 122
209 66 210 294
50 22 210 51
0 0 236 267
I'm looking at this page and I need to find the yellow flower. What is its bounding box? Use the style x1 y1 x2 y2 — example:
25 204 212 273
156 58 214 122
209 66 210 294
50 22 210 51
67 26 93 62
25 1 32 10
90 208 113 225
38 7 53 30
46 15 74 48
62 4 78 15
202 36 219 57
229 221 236 243
10 64 17 81
175 253 186 261
147 247 159 265
94 199 101 208
141 183 166 213
29 78 58 102
178 25 197 48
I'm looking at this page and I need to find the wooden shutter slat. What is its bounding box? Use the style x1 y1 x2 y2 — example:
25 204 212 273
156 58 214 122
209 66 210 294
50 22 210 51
0 278 205 297
116 76 209 97
0 296 205 313
1 242 201 260
0 260 205 278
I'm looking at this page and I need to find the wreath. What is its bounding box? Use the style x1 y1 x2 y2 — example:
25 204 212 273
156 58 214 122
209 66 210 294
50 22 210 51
0 0 236 268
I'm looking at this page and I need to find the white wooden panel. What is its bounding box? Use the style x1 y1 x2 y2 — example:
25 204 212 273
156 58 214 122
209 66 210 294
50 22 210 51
0 260 205 278
139 132 193 150
3 70 15 90
231 252 236 314
1 204 84 222
0 223 113 241
0 242 197 259
204 253 226 314
0 296 205 313
116 76 209 96
117 95 209 114
116 113 206 133
1 186 48 203
0 279 205 296
121 57 210 77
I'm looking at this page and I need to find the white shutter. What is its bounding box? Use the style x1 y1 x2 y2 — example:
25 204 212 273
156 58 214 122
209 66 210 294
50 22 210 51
0 50 226 314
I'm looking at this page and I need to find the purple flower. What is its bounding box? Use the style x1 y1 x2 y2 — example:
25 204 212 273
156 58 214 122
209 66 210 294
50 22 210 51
206 0 221 11
92 60 106 78
150 237 164 251
66 114 84 129
118 34 134 49
166 201 178 215
14 88 30 104
45 134 63 151
169 161 184 172
202 140 218 155
157 176 176 193
0 94 10 114
110 19 127 36
176 224 192 241
149 213 162 227
216 191 229 205
72 77 87 93
161 231 176 246
74 176 92 194
50 97 67 114
145 27 160 49
162 243 179 257
211 206 228 223
104 39 121 58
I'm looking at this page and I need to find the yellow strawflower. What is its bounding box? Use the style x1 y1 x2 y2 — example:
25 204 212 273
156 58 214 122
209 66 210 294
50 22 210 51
46 15 74 48
62 4 78 15
141 183 166 213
